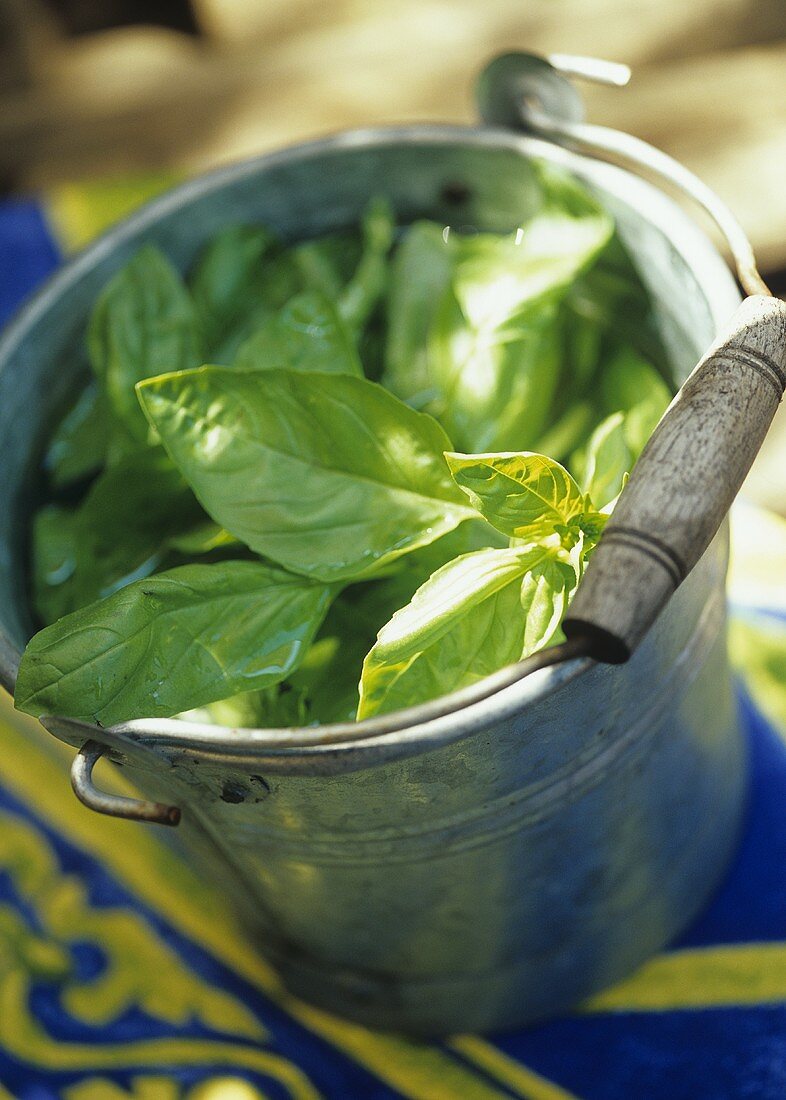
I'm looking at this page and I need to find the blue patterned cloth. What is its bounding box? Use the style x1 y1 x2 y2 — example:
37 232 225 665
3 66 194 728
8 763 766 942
2 191 786 1100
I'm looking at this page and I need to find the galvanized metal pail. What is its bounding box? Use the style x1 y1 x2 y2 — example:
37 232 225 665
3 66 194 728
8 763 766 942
0 114 746 1033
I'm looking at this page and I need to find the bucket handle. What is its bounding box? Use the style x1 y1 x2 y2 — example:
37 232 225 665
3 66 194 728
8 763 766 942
477 52 786 662
71 739 181 826
477 51 769 297
565 294 786 660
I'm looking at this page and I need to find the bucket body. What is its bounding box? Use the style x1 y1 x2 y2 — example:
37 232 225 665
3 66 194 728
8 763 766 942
0 128 745 1034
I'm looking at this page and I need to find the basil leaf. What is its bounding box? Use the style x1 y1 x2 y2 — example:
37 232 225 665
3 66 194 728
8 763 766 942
291 232 362 300
339 197 394 334
34 450 206 621
303 571 445 724
357 544 560 719
568 235 666 367
88 245 203 442
44 383 109 489
181 684 311 729
188 225 278 357
579 507 610 545
138 367 475 582
289 594 386 725
600 347 671 456
166 521 239 556
519 546 581 657
532 400 595 466
234 291 362 376
15 561 333 726
579 412 632 510
224 256 311 365
446 451 586 543
559 305 604 394
383 220 454 407
428 171 612 452
285 519 504 724
449 170 613 331
31 506 80 625
430 294 563 452
357 307 387 381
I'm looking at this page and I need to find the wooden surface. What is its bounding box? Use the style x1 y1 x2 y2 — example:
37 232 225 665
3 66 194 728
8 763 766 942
566 295 786 660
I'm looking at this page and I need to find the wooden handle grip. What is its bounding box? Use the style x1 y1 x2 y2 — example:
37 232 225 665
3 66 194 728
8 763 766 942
564 294 786 663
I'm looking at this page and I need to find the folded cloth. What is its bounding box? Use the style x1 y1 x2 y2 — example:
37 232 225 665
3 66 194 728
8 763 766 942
1 188 786 1100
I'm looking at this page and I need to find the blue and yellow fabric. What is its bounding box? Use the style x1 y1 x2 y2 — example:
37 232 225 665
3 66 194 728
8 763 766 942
2 181 786 1100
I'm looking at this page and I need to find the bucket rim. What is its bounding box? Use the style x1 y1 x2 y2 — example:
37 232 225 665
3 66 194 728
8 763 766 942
0 123 741 767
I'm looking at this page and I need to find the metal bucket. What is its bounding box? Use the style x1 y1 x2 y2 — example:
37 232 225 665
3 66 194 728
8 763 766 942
0 124 745 1034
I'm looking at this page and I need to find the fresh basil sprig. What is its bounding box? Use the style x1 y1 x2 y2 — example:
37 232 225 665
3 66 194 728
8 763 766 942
18 176 671 727
426 167 614 453
357 451 602 719
88 245 204 446
137 368 476 583
445 451 588 543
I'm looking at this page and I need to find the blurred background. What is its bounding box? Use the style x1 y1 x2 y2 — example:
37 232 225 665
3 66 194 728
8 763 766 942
1 0 785 503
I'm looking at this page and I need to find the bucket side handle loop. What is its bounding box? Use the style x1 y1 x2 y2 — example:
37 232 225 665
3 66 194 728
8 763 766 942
71 740 181 826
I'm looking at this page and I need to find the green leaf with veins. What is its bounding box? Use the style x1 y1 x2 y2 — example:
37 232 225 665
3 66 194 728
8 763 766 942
88 246 203 442
427 168 612 451
188 224 278 357
430 292 563 452
15 560 333 726
383 220 455 407
190 576 422 730
138 367 475 583
357 543 573 719
31 506 80 625
44 382 110 489
579 412 632 510
22 181 663 728
288 518 505 724
234 291 362 376
32 450 206 622
519 543 582 657
179 519 504 728
291 231 362 301
338 197 394 334
446 451 587 544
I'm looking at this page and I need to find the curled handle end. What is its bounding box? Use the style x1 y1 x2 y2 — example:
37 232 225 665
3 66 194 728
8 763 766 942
71 740 181 826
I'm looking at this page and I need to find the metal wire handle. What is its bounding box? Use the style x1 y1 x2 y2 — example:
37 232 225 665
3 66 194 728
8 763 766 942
70 739 181 826
477 52 771 298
